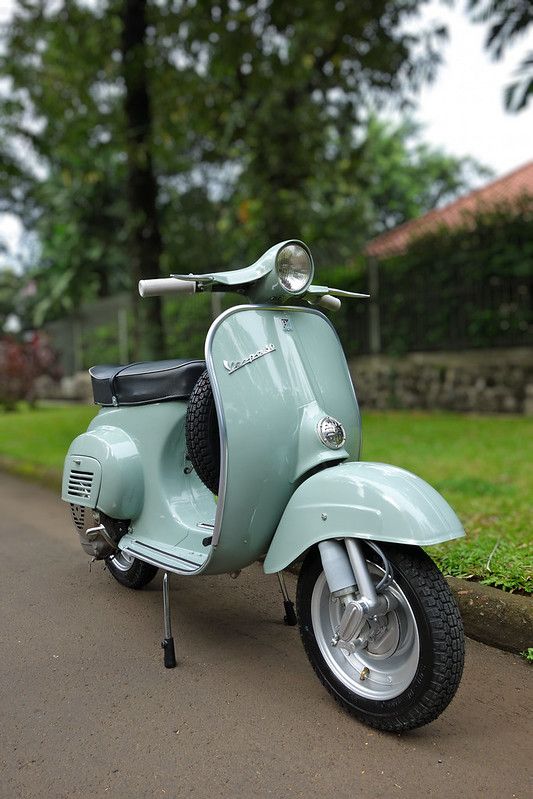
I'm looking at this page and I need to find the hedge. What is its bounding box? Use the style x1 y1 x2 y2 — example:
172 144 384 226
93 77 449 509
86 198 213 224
325 197 533 357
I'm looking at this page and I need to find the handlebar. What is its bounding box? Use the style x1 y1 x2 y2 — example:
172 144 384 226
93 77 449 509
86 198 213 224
138 278 196 298
138 277 344 312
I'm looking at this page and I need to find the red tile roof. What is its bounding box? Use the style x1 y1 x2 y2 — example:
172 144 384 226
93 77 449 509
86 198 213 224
365 160 533 259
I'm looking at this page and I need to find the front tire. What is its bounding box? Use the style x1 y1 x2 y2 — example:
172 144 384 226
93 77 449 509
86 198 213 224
106 551 158 589
296 543 464 732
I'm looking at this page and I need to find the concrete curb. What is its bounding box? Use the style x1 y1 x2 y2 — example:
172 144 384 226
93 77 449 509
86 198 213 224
284 562 532 656
447 576 533 654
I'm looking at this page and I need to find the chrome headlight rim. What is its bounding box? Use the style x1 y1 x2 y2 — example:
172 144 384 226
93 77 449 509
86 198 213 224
275 241 314 295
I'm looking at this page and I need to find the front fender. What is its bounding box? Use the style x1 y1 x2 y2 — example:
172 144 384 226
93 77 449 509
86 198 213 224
263 462 464 574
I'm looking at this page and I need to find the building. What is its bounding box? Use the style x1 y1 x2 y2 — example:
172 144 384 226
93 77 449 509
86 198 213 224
365 160 533 261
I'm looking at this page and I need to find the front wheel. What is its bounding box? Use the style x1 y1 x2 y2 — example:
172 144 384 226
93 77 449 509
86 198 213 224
296 543 464 732
106 551 158 589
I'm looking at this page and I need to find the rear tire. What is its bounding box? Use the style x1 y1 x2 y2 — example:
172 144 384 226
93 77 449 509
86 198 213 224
106 551 158 589
296 543 464 732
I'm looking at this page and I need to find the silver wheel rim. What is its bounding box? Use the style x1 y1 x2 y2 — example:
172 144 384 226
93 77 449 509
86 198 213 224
311 563 420 700
109 551 136 572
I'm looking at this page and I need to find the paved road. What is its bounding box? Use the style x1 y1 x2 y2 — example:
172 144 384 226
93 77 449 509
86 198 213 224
0 472 531 799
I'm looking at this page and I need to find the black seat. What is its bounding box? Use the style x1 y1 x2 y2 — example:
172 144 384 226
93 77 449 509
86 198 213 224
89 359 206 406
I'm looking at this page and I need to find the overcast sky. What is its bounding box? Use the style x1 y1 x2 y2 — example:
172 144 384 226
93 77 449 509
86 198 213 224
415 1 532 175
0 0 532 260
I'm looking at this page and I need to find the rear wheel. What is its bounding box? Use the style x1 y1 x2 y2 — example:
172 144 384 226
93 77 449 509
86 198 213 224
296 543 464 732
106 551 158 589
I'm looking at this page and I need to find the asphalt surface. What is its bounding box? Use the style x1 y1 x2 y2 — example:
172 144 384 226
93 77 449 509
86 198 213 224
0 472 531 799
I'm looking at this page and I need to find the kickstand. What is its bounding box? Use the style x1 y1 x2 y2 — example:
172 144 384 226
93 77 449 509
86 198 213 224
161 572 177 668
277 571 297 626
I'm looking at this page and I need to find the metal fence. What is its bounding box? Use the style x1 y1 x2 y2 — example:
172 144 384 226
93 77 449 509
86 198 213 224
339 267 533 357
45 267 532 376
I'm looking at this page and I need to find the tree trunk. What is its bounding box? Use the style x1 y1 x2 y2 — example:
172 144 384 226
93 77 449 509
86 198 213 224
121 0 165 360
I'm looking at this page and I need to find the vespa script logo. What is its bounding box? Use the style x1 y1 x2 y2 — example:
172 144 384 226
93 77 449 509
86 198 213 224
223 343 276 375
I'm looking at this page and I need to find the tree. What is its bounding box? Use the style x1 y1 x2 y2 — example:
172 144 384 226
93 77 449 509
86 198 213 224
0 0 486 358
467 0 533 111
0 269 24 333
0 1 204 354
167 0 450 264
354 116 491 237
121 0 165 358
0 1 131 320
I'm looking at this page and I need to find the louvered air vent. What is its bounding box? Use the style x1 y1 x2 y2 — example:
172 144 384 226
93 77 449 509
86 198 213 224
67 469 94 499
70 503 87 531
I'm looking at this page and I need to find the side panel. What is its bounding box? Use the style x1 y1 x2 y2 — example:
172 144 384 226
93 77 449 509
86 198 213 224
63 403 218 573
62 426 143 518
263 461 465 573
108 402 216 568
205 305 361 573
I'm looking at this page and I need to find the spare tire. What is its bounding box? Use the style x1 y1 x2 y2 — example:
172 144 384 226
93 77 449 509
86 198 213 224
185 370 220 494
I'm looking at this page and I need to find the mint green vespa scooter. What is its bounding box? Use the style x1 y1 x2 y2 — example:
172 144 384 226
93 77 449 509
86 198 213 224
62 241 465 732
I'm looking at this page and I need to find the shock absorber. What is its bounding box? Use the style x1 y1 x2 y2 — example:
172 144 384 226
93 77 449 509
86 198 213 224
318 539 395 650
318 540 356 598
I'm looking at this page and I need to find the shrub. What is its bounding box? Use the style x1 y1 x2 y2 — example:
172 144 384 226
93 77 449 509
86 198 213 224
0 332 61 410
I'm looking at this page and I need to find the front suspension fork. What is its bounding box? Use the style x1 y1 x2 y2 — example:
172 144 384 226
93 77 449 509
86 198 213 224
318 539 394 649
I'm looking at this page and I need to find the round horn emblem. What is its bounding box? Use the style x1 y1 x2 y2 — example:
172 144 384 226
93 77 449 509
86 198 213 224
317 416 346 449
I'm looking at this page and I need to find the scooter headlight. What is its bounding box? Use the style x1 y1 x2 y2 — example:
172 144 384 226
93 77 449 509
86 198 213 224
275 242 314 294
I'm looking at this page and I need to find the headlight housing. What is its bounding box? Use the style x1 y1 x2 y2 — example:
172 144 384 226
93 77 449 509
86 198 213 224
275 242 314 294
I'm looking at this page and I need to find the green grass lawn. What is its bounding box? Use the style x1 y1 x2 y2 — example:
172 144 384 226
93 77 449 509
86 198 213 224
0 404 531 593
362 411 532 594
0 404 98 481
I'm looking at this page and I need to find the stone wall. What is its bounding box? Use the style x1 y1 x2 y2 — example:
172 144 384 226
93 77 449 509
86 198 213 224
34 372 93 404
349 348 533 415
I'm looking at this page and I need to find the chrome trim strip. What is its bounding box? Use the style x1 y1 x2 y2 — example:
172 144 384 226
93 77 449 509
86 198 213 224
126 549 198 573
133 540 202 567
204 303 359 549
